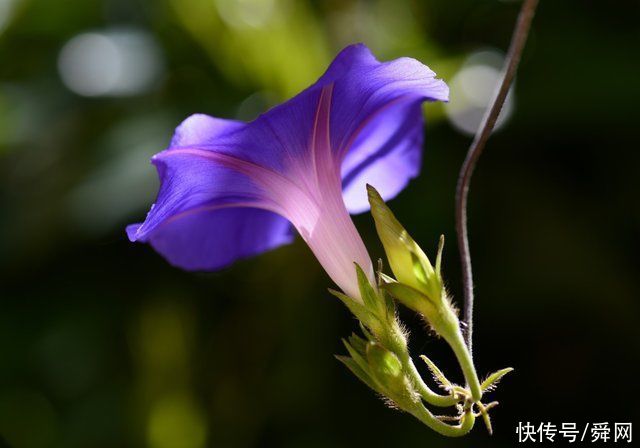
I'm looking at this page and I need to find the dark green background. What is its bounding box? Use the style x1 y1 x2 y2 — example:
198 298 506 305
1 0 639 446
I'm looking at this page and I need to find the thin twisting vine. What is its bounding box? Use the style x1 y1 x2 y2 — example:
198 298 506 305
456 0 539 352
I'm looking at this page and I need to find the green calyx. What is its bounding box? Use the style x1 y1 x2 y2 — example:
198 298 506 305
337 334 416 409
329 263 396 340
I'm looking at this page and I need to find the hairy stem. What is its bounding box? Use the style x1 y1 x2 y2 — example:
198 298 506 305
445 327 482 401
410 401 475 437
404 354 459 407
455 0 539 351
387 320 459 407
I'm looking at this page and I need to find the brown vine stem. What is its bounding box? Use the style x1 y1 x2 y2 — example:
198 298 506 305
455 0 539 352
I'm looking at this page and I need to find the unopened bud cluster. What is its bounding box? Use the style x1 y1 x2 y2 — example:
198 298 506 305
331 185 512 436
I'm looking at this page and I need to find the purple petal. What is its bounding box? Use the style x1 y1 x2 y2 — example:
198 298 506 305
129 208 293 271
128 146 266 242
162 44 446 209
206 89 322 174
340 100 424 213
128 44 447 278
320 44 448 150
127 115 296 269
319 44 448 211
169 113 244 147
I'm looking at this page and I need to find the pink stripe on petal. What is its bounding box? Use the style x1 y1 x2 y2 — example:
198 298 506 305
159 127 374 300
274 85 375 300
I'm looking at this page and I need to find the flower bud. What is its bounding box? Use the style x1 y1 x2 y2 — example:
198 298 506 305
367 185 435 290
365 342 413 402
367 185 459 338
367 185 445 300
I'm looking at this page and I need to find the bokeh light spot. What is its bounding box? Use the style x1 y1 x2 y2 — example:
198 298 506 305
58 28 164 97
215 0 277 29
0 389 58 448
147 392 208 448
0 0 17 34
445 49 515 136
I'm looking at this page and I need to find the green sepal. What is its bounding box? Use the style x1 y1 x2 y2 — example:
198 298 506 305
476 401 496 435
377 271 396 285
335 355 378 392
435 234 445 278
481 367 514 392
347 332 368 355
383 291 396 321
382 282 460 343
342 337 369 375
382 282 437 319
358 322 375 342
329 289 371 321
329 289 385 334
354 262 380 312
420 354 453 391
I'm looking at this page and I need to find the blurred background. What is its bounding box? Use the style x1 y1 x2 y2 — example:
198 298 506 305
1 0 639 446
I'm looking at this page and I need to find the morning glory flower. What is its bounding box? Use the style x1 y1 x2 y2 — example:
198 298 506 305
127 44 448 300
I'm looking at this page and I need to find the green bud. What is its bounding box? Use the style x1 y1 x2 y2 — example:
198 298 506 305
366 342 403 381
367 185 465 340
367 185 432 289
367 185 443 302
365 342 414 404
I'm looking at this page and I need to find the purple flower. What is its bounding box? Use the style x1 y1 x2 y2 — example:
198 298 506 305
127 44 448 300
